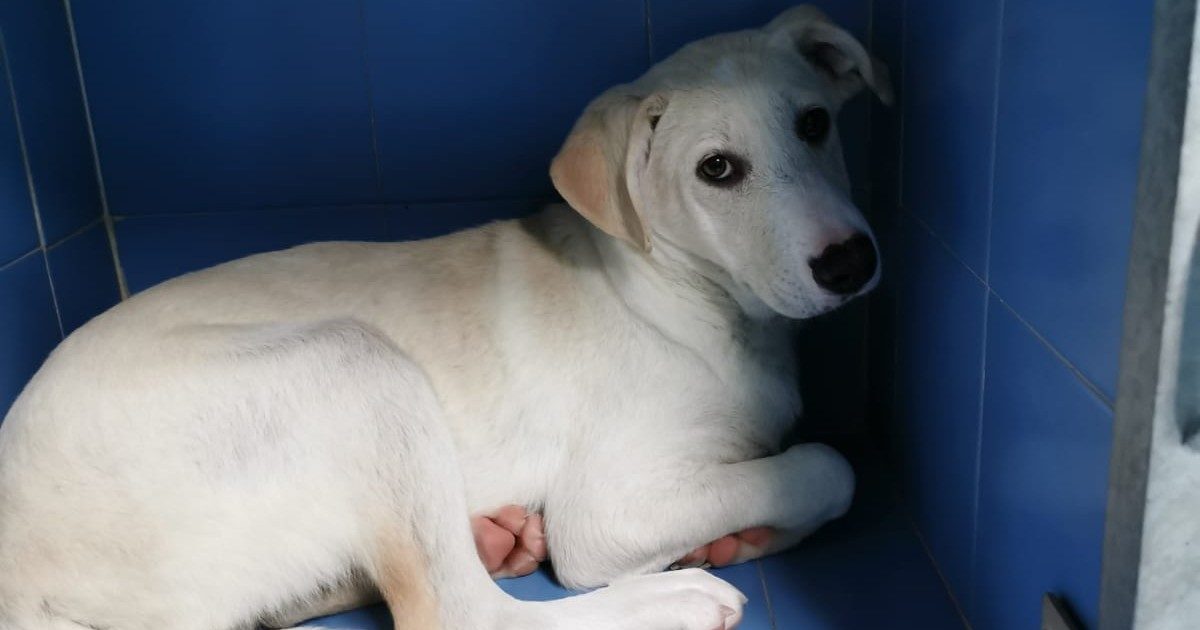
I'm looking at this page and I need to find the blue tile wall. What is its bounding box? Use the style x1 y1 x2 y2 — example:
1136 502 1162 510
892 216 986 600
45 222 120 334
866 0 903 223
971 300 1112 629
0 44 38 267
648 0 868 62
875 0 1153 625
0 254 61 415
988 0 1152 399
0 0 102 243
363 0 648 202
901 0 1001 274
0 3 119 422
69 0 379 216
863 0 903 434
115 207 390 293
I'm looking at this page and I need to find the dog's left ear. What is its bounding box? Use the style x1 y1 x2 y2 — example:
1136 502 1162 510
550 89 666 252
767 6 894 106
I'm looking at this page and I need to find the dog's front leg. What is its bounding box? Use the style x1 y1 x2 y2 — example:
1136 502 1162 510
547 443 854 589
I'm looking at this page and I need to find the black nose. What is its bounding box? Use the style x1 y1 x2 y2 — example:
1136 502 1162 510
808 234 878 295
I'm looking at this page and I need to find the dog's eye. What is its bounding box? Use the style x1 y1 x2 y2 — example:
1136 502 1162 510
796 107 831 143
697 154 739 184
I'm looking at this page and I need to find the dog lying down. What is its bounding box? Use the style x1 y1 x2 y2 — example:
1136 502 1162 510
0 6 890 630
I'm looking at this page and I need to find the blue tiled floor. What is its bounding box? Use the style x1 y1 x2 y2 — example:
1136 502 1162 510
302 447 963 629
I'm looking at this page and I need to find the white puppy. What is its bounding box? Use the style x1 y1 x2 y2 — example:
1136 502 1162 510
0 6 890 630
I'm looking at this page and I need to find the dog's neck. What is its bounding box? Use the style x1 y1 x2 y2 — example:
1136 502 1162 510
586 223 794 374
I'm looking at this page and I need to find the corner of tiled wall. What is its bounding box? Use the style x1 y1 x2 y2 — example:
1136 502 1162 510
0 0 121 416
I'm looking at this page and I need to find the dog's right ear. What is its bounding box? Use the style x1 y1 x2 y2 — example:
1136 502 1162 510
551 90 653 252
767 6 894 106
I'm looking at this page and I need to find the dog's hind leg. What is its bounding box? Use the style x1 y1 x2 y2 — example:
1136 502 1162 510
359 427 749 630
311 323 746 630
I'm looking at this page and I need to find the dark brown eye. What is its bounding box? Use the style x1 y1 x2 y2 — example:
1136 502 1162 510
697 154 738 184
796 106 831 143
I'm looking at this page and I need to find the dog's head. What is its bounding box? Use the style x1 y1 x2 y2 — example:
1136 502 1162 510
551 6 891 320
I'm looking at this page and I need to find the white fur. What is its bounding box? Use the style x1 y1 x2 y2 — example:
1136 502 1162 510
0 7 887 630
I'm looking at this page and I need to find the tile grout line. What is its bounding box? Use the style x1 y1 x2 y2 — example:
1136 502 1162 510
981 0 1006 289
754 560 777 629
908 211 986 285
908 518 975 629
1 27 66 339
967 288 990 620
63 0 130 301
44 217 103 252
968 0 1008 614
355 0 384 200
0 248 43 274
906 211 1115 410
988 291 1115 408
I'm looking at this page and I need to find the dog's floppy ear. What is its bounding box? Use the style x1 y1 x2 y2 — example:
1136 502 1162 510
550 89 659 251
767 6 894 106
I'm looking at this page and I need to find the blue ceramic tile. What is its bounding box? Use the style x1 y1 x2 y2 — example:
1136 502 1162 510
363 0 647 202
987 0 1153 398
648 0 869 62
867 0 903 223
69 0 377 215
761 531 962 630
796 301 870 442
0 253 61 418
46 222 119 335
301 604 391 630
863 0 904 427
0 48 37 266
870 0 903 69
841 99 872 202
390 198 546 242
862 237 900 430
497 567 574 603
971 300 1112 629
760 446 962 629
892 217 985 600
115 206 389 293
901 0 1001 276
0 0 102 242
304 563 771 630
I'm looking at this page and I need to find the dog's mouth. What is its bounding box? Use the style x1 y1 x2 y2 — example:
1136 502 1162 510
758 270 879 320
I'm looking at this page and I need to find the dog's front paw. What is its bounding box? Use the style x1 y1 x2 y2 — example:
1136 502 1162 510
471 505 547 578
601 568 746 629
